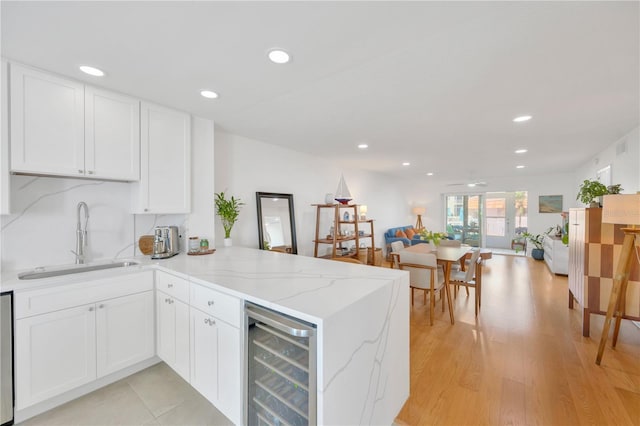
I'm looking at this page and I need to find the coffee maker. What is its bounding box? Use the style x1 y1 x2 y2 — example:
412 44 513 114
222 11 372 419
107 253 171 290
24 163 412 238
151 226 180 259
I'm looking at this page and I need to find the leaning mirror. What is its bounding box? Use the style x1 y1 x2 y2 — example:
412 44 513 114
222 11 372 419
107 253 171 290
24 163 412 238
256 192 297 254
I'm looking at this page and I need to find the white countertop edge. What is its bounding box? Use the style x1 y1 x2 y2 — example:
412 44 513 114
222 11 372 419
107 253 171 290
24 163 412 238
1 249 407 324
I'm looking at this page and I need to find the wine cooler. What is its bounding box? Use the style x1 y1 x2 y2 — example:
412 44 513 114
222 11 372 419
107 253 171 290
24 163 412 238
245 303 317 426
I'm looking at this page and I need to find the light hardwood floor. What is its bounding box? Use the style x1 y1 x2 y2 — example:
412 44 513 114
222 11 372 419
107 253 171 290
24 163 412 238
395 254 640 426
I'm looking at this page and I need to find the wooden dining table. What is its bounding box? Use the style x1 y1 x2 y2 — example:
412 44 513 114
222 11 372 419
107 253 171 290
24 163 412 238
403 243 472 324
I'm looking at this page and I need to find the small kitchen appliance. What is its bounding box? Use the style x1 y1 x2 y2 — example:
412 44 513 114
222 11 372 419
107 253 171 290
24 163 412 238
151 226 180 259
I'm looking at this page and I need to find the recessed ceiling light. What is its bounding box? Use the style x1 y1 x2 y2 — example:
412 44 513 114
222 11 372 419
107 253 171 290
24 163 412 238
467 183 476 187
79 65 104 77
426 172 434 176
200 90 219 99
402 162 410 166
357 144 368 149
513 115 532 123
268 49 290 64
516 165 525 169
515 149 528 154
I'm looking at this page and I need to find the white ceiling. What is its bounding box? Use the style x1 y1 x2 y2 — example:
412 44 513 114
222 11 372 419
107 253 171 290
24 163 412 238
2 1 638 186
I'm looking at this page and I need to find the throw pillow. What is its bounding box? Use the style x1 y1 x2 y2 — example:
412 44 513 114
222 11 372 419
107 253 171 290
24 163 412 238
405 228 416 239
395 229 408 239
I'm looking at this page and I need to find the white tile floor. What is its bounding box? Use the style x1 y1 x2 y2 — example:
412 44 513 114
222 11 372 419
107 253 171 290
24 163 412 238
20 363 234 426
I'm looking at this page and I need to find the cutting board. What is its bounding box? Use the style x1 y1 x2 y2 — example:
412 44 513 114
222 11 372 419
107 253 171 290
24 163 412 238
138 235 154 255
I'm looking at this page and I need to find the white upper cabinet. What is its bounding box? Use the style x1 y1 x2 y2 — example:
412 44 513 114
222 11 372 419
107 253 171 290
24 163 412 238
135 102 191 214
10 63 85 177
9 63 140 181
84 87 140 180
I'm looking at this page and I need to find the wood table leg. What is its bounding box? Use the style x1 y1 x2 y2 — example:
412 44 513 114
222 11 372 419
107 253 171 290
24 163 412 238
596 232 637 365
612 276 629 348
443 261 455 325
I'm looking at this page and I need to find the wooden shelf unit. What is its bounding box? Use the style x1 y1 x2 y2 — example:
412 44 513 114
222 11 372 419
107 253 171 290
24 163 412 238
312 204 375 260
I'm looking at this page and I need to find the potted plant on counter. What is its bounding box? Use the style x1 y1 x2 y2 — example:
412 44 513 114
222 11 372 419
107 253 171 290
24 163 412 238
215 191 244 247
522 232 545 260
577 179 608 207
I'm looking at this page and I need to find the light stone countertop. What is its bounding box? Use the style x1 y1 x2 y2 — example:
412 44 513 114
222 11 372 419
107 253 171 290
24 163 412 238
1 246 407 324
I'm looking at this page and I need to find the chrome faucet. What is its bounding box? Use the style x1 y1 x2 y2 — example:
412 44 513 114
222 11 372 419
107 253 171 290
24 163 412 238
73 202 90 264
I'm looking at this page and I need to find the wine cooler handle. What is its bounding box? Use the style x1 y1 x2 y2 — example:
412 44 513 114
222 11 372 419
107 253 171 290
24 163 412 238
246 304 315 338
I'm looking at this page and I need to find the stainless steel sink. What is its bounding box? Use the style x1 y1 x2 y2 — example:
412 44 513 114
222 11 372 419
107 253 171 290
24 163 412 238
18 261 140 280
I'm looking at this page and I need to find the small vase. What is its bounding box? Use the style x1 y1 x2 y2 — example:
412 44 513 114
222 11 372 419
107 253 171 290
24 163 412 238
325 193 334 204
224 238 233 247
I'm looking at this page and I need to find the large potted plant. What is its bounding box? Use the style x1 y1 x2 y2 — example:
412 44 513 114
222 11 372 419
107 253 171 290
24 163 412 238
577 179 608 207
215 191 244 247
522 232 545 260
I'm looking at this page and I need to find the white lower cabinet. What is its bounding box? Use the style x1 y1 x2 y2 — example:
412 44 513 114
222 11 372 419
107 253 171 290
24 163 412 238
14 271 154 410
190 307 219 403
96 292 155 377
189 285 242 425
15 303 97 409
156 291 190 381
216 320 241 424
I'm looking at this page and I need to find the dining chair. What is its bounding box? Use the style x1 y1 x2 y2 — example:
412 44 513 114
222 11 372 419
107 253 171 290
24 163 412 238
389 241 405 269
449 249 482 315
439 239 462 247
399 251 452 325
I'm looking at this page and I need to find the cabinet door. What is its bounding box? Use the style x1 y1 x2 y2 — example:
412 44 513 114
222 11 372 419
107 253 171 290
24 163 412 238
15 304 96 409
156 291 176 366
85 87 140 181
1 60 10 214
190 308 218 403
96 291 155 377
136 102 191 213
156 291 190 381
217 320 242 425
10 63 85 177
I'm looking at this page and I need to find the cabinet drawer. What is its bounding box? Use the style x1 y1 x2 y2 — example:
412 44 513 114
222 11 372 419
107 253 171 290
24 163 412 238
156 271 189 303
15 270 153 319
190 284 240 328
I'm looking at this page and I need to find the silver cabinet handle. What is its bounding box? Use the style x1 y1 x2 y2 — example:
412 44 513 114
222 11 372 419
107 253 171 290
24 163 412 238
169 299 174 304
246 303 315 337
207 300 214 306
165 298 170 303
78 169 83 174
88 306 94 312
87 170 94 175
144 208 149 212
168 284 173 288
204 318 215 326
98 304 105 309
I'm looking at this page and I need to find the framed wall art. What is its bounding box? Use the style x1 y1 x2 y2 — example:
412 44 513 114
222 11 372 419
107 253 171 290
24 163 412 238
539 195 563 213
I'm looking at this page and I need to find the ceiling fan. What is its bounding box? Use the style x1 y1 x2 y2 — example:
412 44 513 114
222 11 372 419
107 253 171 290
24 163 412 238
446 181 488 188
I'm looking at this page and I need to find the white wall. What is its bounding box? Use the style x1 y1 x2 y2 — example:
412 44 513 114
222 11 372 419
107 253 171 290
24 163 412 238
575 126 640 195
214 131 410 257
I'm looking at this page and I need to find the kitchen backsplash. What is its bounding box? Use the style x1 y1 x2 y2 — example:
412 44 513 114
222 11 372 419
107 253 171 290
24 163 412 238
1 175 187 271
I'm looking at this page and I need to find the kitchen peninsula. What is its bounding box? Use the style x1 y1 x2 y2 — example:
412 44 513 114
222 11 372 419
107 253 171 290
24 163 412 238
2 247 410 425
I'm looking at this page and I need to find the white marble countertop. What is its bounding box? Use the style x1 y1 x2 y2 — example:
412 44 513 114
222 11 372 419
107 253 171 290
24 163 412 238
1 247 407 324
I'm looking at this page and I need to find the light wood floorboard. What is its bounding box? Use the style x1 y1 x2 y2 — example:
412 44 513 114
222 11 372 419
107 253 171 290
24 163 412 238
394 254 640 426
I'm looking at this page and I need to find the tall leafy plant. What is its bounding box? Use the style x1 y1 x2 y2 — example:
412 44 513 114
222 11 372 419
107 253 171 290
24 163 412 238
576 179 608 205
215 192 244 239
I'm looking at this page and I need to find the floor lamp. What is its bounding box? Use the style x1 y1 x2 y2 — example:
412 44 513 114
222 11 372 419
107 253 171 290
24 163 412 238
413 207 425 230
596 194 640 365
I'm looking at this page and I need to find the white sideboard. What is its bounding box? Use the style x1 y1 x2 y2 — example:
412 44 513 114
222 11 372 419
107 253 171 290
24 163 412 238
543 235 568 275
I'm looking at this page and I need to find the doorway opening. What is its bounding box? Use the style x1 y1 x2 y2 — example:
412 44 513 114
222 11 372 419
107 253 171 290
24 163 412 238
484 191 528 251
445 194 482 247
